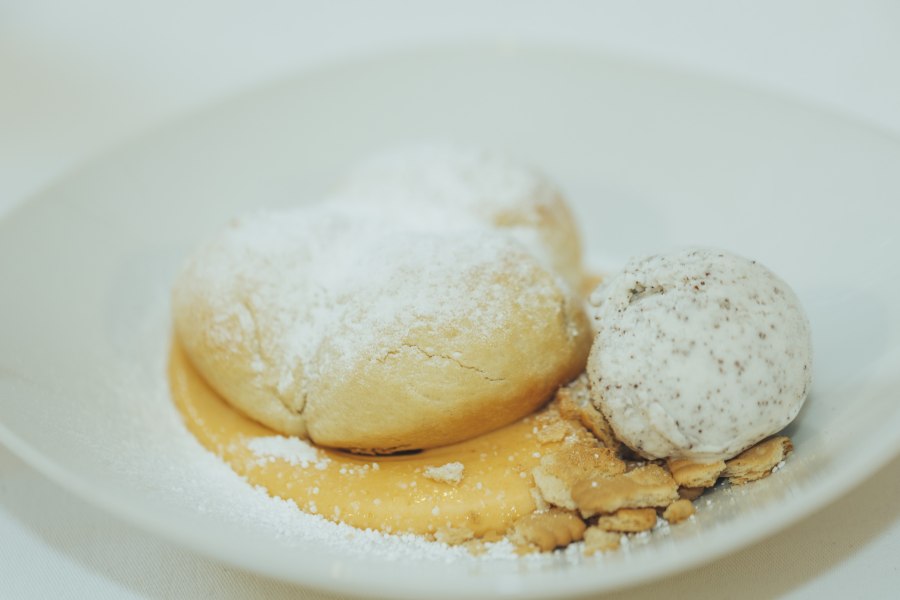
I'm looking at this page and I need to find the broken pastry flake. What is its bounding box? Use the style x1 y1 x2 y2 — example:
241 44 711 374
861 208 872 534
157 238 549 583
724 436 793 485
595 508 658 532
556 374 622 452
532 402 583 444
662 498 695 524
572 464 679 517
531 438 625 510
534 420 569 444
666 458 726 488
509 508 587 553
678 486 707 501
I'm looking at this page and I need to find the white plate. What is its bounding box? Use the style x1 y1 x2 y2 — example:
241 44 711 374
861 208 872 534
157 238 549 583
1 45 900 598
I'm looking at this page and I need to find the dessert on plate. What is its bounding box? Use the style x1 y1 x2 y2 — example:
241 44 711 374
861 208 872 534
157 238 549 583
169 144 812 554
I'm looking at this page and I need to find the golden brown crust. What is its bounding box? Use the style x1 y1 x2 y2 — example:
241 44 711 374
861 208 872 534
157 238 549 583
509 509 586 553
531 439 625 510
556 374 622 452
171 309 309 437
662 499 695 524
596 508 658 532
534 419 570 444
572 464 679 517
678 486 707 501
666 458 726 488
724 436 793 484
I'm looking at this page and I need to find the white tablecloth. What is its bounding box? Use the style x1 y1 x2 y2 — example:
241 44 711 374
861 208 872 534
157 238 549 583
3 2 900 598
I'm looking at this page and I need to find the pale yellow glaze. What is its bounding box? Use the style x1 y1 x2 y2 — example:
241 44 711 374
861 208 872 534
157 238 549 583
169 340 563 538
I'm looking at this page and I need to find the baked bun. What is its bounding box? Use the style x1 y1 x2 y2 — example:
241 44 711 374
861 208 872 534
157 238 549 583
173 205 591 452
172 210 332 438
308 230 591 452
333 144 584 289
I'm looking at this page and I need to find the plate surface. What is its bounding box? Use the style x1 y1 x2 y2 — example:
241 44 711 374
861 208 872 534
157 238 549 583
1 46 900 598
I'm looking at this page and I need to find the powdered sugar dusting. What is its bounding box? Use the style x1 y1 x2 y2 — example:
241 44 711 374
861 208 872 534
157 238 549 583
188 433 519 562
158 146 597 561
174 200 567 419
247 435 330 469
106 330 531 563
332 143 579 285
315 227 551 375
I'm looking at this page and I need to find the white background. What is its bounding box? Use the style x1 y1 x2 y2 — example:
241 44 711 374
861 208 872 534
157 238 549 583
2 1 899 598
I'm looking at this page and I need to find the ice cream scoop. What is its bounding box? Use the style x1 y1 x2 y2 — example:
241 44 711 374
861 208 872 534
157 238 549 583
587 248 812 460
